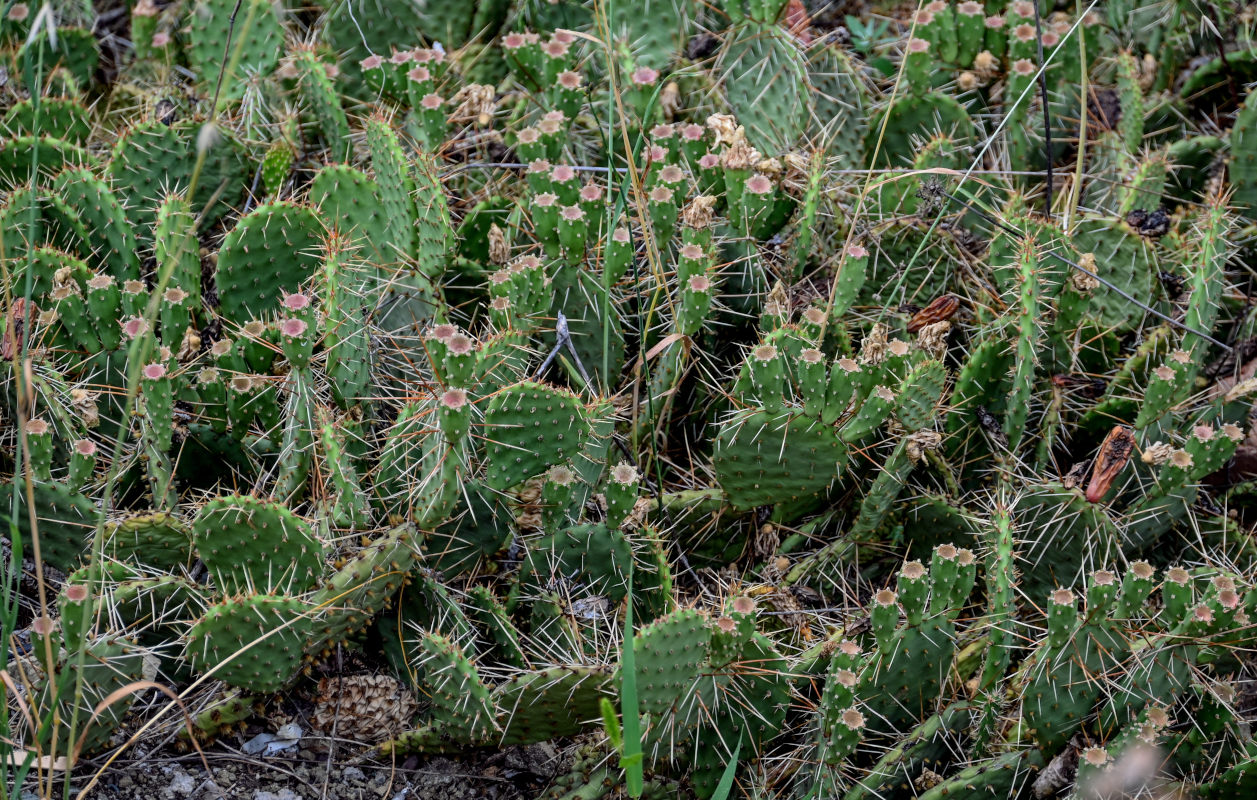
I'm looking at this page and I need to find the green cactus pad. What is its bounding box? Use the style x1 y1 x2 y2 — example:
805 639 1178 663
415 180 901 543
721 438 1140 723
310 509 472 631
424 481 513 575
106 511 193 570
483 381 591 491
915 747 1045 799
186 594 311 693
467 586 528 669
311 524 417 650
859 617 958 734
632 607 710 721
723 23 808 154
1070 217 1158 329
50 167 140 281
4 481 95 571
107 121 250 242
1023 620 1127 752
309 164 391 262
521 523 634 602
844 701 975 800
805 43 867 166
0 135 96 187
36 636 144 755
215 202 325 322
714 409 846 510
867 94 973 168
490 664 615 744
187 0 283 103
419 631 498 741
193 495 324 595
3 97 91 143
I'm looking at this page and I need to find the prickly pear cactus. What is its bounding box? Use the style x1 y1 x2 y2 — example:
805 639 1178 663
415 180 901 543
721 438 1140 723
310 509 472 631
2 3 1257 796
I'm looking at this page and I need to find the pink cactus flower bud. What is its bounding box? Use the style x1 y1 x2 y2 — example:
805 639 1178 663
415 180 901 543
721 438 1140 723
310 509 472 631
687 275 712 292
408 66 431 83
558 71 582 90
648 186 673 204
73 438 96 456
542 40 569 59
446 333 474 355
440 388 468 409
8 3 29 21
121 317 150 339
1012 58 1037 76
560 205 585 222
25 418 48 435
420 93 444 110
752 344 777 362
681 123 705 141
611 463 638 484
360 54 384 70
430 323 458 342
65 583 89 602
631 67 659 85
1169 449 1194 469
151 32 171 48
280 318 307 338
658 165 686 184
1013 23 1036 42
551 164 577 183
143 363 167 380
906 38 930 54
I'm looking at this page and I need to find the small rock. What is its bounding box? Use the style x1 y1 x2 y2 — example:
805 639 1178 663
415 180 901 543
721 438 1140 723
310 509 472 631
342 767 366 783
167 770 197 796
242 732 276 755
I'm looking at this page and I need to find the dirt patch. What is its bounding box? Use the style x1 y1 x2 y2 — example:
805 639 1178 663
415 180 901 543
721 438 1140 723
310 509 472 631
42 740 566 800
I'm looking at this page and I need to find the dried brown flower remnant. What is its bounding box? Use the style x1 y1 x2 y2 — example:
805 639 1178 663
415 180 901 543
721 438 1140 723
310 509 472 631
1085 425 1134 503
2 298 33 360
907 295 960 333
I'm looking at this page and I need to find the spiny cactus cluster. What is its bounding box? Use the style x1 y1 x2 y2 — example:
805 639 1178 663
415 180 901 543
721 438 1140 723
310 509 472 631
3 0 1257 797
